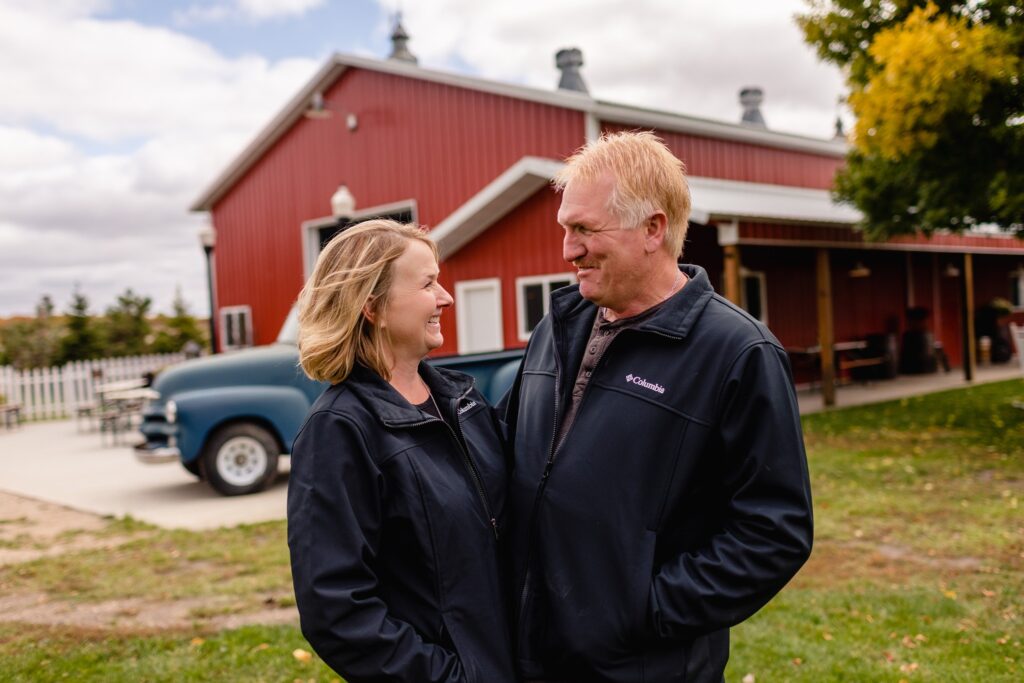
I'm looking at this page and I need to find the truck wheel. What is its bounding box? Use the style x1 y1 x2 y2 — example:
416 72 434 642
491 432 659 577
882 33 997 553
200 423 280 496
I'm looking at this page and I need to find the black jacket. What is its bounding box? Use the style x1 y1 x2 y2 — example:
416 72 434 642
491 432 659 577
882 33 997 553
288 362 515 683
503 265 813 683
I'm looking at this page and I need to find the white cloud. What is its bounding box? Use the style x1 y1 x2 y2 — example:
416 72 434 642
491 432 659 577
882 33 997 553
174 0 326 25
0 3 319 316
375 0 846 137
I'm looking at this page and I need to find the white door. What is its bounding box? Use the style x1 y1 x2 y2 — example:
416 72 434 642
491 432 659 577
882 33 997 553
455 279 503 354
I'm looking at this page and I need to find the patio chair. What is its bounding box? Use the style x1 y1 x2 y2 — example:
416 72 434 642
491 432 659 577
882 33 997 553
1010 322 1024 373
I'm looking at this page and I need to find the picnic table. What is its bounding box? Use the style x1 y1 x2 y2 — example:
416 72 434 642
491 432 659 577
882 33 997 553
0 403 22 430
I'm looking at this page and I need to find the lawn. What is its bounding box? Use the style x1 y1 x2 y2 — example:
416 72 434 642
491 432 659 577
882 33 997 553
1 378 1021 681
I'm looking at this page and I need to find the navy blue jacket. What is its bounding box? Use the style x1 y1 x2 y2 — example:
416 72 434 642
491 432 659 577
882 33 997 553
288 362 515 683
503 265 813 682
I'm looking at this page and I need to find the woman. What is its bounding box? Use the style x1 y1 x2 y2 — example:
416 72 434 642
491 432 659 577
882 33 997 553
287 219 515 683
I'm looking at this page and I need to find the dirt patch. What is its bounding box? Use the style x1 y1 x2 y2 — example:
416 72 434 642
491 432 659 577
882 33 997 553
0 491 297 632
795 538 991 588
0 491 146 565
0 592 296 632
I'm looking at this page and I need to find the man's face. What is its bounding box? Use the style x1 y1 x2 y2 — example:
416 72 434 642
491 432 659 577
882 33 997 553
557 173 650 315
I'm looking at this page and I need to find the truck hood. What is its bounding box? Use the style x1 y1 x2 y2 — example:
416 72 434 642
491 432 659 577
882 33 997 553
151 344 322 403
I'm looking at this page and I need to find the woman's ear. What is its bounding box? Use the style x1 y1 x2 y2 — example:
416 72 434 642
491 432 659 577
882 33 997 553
363 298 382 327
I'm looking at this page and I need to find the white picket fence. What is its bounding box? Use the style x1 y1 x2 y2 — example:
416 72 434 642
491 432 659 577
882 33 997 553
0 353 186 421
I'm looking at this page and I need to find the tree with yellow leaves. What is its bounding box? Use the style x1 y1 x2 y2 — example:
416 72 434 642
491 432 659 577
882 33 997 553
799 1 1022 238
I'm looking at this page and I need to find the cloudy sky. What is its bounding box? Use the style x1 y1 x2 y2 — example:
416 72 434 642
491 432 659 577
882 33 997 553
0 0 845 318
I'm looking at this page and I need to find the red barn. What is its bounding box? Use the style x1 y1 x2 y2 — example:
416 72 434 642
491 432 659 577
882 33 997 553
191 50 1024 394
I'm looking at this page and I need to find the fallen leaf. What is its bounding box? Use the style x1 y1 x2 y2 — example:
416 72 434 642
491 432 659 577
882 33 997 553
252 643 270 652
943 590 957 600
189 637 205 648
791 657 802 666
741 674 755 683
293 648 313 663
899 662 919 673
823 632 834 641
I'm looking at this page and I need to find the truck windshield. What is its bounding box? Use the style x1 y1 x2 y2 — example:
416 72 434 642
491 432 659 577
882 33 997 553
276 306 299 345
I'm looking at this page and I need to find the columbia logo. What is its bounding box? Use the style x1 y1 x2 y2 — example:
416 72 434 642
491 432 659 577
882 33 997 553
625 374 666 394
458 400 478 415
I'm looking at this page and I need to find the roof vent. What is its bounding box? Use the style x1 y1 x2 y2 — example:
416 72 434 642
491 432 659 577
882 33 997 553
389 13 417 64
555 48 588 94
833 116 847 140
739 87 766 127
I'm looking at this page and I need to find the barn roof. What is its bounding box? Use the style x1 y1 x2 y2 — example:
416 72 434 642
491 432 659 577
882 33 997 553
190 52 847 212
431 156 862 259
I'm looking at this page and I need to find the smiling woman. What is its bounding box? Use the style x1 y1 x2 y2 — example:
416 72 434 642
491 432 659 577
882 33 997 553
288 219 515 683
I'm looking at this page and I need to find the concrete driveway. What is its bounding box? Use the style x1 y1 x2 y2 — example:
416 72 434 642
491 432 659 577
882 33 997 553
0 419 288 530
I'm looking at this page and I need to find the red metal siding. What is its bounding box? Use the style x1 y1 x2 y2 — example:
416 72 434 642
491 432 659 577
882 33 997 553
438 188 567 354
602 123 841 190
211 68 585 346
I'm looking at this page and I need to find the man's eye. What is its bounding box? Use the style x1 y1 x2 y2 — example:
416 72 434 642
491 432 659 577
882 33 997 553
577 226 593 237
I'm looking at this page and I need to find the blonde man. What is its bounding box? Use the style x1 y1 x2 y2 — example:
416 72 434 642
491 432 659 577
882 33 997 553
502 132 813 682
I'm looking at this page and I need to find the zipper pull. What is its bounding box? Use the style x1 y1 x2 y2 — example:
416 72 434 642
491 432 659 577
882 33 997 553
490 517 499 540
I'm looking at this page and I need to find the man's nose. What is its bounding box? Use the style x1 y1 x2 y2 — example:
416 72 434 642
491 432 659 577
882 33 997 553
563 230 585 263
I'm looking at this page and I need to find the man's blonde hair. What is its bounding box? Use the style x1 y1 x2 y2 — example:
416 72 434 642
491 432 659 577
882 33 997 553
552 131 691 257
297 219 437 383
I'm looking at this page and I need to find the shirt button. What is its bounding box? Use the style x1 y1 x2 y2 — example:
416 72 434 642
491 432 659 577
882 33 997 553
585 370 592 377
589 346 597 354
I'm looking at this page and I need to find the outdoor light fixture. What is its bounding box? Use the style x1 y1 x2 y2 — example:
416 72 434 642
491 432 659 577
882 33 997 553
943 262 961 278
198 224 218 354
848 261 871 278
331 185 356 217
304 91 331 119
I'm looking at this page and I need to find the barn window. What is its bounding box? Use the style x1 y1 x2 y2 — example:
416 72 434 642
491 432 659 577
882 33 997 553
740 269 768 324
220 306 253 350
516 274 575 341
1011 267 1024 310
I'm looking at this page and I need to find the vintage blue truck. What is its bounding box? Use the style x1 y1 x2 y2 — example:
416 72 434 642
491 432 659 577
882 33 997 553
134 308 523 496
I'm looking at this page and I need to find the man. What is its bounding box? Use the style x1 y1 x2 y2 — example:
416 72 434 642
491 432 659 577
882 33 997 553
502 131 813 682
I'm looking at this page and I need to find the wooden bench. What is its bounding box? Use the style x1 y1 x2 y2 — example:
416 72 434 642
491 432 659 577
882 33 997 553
0 404 22 429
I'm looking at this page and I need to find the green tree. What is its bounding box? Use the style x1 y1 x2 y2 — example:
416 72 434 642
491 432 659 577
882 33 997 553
150 288 206 354
0 295 62 369
58 287 103 364
102 288 153 357
799 1 1023 238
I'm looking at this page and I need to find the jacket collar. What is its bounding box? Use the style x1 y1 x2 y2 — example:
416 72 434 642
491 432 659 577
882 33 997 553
549 263 715 342
344 361 475 427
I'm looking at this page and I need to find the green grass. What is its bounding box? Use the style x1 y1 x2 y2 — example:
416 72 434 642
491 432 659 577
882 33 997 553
1 378 1021 681
726 378 1024 682
0 623 340 682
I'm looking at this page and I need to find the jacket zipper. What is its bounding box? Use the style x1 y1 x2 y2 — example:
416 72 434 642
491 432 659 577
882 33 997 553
447 399 500 541
399 388 500 541
516 325 623 642
516 324 565 642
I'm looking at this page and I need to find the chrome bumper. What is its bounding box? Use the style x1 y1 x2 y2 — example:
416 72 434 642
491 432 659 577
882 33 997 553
133 443 181 464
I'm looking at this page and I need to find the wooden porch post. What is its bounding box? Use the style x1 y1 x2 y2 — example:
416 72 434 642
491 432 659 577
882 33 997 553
816 248 836 407
961 252 976 382
723 244 742 305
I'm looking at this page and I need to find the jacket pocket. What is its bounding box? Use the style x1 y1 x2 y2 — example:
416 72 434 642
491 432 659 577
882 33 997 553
647 418 691 532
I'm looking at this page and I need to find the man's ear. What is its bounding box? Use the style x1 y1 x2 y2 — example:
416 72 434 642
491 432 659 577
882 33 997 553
643 212 668 253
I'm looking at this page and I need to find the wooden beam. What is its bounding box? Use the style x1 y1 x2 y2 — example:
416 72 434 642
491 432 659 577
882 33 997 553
816 249 836 407
723 244 742 305
961 253 976 382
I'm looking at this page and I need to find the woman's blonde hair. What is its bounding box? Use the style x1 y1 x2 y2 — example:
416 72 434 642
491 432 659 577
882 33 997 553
552 130 692 258
297 219 437 383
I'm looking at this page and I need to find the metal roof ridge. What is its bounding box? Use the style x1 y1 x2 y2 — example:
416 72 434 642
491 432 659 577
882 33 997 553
190 51 847 212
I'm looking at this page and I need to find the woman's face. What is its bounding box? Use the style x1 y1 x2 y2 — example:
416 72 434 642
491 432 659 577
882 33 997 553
379 239 453 364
